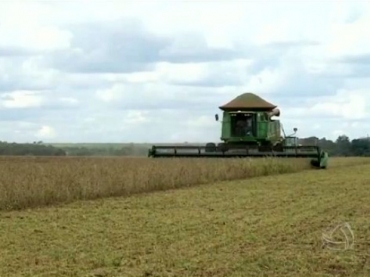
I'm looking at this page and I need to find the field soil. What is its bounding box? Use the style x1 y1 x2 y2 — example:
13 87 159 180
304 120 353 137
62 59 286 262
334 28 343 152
0 158 369 276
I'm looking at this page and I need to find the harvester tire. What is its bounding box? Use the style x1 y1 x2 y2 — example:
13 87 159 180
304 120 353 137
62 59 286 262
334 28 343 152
311 160 319 167
217 143 228 152
205 142 216 152
273 143 284 152
258 142 283 152
311 159 325 169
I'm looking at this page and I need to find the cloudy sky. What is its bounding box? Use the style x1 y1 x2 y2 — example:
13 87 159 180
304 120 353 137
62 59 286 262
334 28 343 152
0 0 369 143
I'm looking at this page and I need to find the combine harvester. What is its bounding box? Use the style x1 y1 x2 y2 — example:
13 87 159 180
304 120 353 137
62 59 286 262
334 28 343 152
148 92 328 169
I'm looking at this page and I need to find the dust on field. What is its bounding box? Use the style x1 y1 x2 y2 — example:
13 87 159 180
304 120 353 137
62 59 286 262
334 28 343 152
0 161 370 276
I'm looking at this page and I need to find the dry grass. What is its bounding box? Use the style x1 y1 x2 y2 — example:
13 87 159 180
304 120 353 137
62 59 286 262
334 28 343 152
0 156 315 211
1 159 370 276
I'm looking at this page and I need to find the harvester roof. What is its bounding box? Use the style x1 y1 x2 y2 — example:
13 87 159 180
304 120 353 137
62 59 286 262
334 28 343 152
219 92 277 111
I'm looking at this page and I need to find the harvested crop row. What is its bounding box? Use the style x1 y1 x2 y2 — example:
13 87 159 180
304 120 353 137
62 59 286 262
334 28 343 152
0 156 369 211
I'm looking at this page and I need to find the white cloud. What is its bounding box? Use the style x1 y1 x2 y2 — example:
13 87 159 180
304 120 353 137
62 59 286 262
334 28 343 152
0 91 44 108
95 85 124 102
156 62 209 83
124 110 150 125
321 2 370 58
0 0 369 143
35 125 57 139
59 97 79 105
0 2 72 51
244 68 286 94
310 89 368 120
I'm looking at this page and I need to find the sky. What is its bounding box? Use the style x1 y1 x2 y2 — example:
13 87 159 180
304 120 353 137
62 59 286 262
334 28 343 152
0 0 369 143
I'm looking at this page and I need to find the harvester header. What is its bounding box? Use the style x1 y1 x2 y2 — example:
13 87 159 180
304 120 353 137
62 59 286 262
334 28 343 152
148 92 328 169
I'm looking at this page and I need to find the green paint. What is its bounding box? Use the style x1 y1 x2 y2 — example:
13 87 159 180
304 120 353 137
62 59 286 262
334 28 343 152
219 110 282 144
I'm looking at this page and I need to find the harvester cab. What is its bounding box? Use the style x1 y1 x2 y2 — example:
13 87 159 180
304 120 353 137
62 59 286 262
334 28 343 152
148 92 328 169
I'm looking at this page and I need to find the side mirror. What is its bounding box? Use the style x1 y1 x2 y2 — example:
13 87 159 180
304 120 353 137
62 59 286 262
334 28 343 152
215 114 219 121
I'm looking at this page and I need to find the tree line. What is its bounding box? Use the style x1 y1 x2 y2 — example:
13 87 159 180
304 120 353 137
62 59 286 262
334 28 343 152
0 141 149 156
0 141 66 156
0 135 368 156
299 135 370 156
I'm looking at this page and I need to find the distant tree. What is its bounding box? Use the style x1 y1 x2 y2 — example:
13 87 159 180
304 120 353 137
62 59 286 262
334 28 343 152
351 139 370 156
2 133 370 157
0 142 66 156
335 135 351 156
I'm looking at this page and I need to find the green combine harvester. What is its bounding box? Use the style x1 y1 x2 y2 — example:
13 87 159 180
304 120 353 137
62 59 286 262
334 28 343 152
148 92 328 169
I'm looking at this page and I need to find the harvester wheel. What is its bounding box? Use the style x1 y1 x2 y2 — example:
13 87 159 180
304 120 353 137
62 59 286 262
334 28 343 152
217 142 228 152
273 143 284 152
205 142 216 152
258 144 273 152
311 159 326 169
